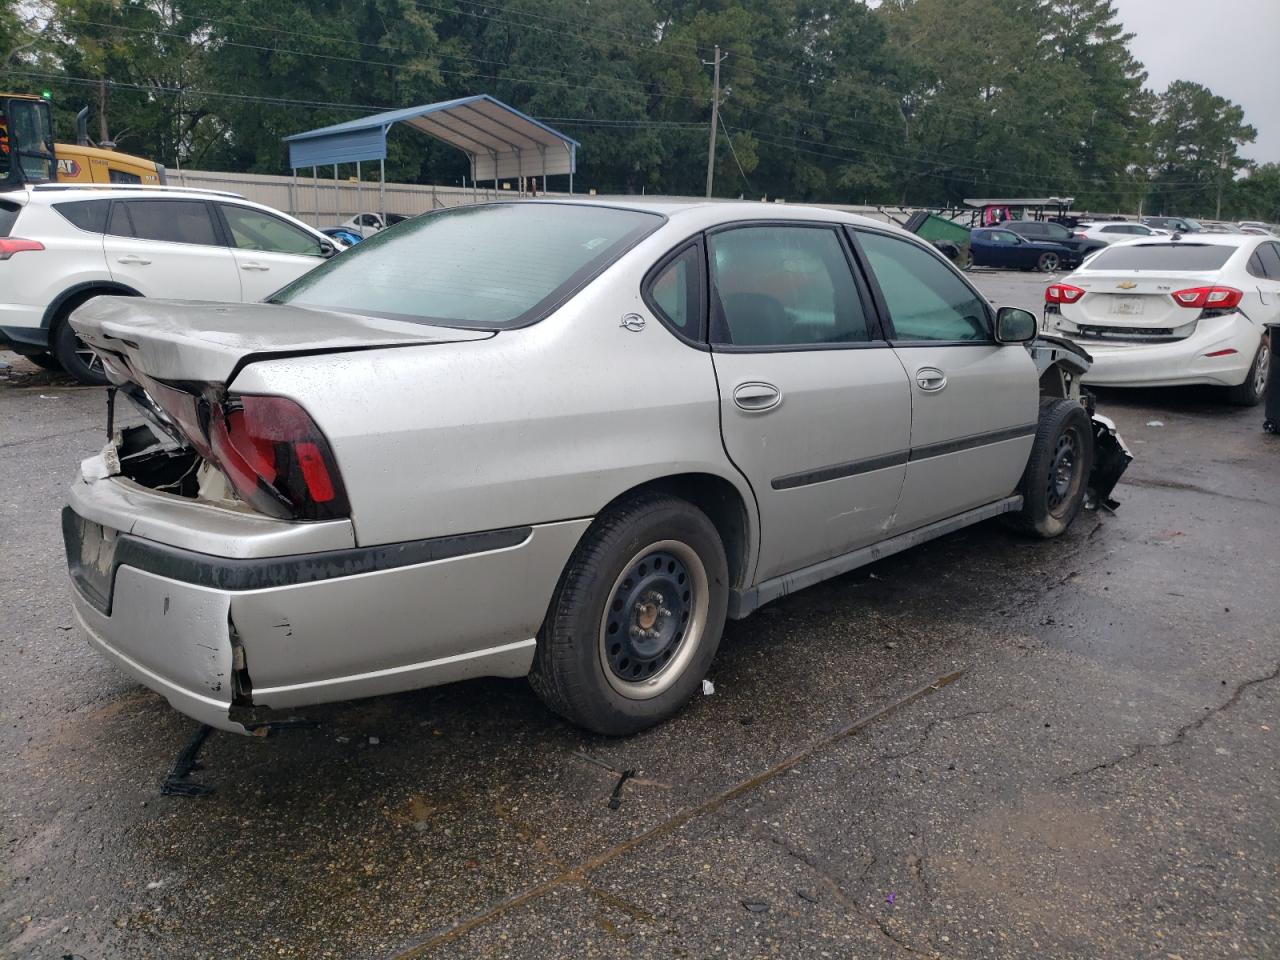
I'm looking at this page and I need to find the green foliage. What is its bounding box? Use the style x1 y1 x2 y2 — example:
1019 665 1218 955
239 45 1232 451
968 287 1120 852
0 0 1268 218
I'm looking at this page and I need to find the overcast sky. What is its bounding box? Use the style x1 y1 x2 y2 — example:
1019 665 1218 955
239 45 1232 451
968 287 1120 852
1113 0 1278 164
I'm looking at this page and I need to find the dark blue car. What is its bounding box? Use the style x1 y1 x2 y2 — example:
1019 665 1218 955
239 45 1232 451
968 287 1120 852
969 227 1077 272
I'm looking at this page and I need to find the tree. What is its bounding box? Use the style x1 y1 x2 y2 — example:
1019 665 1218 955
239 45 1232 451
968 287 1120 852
1148 80 1256 218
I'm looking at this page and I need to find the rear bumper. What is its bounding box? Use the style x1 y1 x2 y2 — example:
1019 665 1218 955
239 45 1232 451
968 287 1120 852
0 314 50 355
64 477 590 732
1048 312 1263 388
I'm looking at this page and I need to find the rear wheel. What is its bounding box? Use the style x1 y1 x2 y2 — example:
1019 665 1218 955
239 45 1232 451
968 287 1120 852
530 493 728 735
1037 251 1061 272
1225 333 1270 406
51 297 115 386
1004 398 1093 539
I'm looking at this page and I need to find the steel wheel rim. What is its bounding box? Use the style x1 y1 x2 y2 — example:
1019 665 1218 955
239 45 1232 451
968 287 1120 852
1255 337 1270 397
598 539 709 701
74 336 103 375
1046 427 1082 514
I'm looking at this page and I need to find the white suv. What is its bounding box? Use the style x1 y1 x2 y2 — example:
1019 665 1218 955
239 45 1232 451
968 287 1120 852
0 184 338 383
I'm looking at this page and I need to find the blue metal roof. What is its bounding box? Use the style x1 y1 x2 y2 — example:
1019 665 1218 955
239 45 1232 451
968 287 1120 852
284 94 579 180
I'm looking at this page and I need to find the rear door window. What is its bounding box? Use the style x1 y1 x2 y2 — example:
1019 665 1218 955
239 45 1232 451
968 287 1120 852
54 199 110 233
855 230 991 342
0 199 19 237
708 225 871 347
1257 242 1280 280
122 200 220 246
645 243 704 338
106 201 133 237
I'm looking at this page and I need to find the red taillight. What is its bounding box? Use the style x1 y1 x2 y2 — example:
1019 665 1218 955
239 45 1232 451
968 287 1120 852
209 395 348 520
1045 283 1085 304
0 237 44 260
1171 286 1243 310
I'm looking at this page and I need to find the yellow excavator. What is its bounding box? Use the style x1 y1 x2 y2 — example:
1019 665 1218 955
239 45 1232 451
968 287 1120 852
0 92 165 189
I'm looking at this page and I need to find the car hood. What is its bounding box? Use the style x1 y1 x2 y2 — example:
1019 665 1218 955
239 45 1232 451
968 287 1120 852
70 296 493 384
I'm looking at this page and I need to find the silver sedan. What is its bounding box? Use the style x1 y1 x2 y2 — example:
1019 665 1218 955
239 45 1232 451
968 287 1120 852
65 200 1126 735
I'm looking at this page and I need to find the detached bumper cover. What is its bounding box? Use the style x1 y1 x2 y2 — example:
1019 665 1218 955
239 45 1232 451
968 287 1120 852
1088 414 1132 511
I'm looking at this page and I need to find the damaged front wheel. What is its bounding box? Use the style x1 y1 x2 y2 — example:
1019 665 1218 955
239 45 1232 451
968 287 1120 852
1004 398 1093 538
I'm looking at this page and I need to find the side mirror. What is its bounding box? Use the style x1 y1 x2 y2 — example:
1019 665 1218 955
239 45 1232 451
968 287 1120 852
995 306 1037 343
319 239 337 259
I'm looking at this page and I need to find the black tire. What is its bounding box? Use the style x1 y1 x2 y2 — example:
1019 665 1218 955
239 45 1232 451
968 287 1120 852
530 493 729 736
1224 333 1270 407
24 352 62 371
1004 398 1094 539
52 307 109 386
1037 251 1061 272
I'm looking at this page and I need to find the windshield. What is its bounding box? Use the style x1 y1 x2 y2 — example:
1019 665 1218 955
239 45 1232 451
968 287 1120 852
1083 243 1237 272
0 99 56 185
272 203 663 329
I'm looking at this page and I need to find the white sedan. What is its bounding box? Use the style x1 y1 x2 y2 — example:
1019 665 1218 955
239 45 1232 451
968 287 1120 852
1042 233 1278 404
1074 221 1171 245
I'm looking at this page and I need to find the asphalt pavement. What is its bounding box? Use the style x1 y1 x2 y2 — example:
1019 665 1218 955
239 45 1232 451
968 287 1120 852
2 270 1278 959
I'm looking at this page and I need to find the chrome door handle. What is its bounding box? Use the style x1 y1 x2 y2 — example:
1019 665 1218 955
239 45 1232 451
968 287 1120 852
240 262 270 271
732 381 782 412
914 367 947 392
115 255 151 265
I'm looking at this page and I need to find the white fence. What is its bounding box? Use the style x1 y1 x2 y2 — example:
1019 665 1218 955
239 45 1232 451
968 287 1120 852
168 168 914 228
168 168 534 227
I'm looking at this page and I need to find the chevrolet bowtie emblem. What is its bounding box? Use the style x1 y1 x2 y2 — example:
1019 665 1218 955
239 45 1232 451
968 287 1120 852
1116 281 1137 289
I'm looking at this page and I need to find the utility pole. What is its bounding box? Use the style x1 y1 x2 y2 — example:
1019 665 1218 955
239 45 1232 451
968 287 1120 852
704 46 725 199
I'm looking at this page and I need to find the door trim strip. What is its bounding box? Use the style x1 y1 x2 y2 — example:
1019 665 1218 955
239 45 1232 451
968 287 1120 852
770 422 1038 491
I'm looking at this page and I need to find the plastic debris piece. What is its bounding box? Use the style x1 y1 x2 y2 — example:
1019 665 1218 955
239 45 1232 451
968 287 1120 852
886 892 897 904
741 900 769 913
702 679 715 696
796 889 820 904
1145 420 1164 427
368 736 380 745
607 769 637 810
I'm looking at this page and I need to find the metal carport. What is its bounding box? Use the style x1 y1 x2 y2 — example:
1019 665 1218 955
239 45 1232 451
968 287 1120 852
283 94 580 218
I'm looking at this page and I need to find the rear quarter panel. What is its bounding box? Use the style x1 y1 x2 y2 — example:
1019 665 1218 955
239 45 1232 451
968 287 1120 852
230 237 759 567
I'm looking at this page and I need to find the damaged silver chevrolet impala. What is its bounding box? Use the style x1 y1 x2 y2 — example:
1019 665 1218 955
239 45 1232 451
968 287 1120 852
63 200 1130 736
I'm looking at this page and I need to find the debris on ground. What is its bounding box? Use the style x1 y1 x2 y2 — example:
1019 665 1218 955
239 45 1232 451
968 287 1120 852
607 769 637 810
741 900 769 913
702 679 715 696
160 724 215 798
1146 420 1164 427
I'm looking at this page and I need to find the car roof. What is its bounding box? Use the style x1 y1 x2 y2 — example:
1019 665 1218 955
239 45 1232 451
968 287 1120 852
26 184 246 202
518 196 895 231
1105 232 1258 249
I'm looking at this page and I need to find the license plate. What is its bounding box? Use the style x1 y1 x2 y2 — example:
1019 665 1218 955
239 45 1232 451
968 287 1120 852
1108 296 1145 316
62 508 118 613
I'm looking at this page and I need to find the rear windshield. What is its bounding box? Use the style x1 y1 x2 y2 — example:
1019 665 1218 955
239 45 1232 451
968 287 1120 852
0 199 19 237
1084 243 1236 271
272 203 663 329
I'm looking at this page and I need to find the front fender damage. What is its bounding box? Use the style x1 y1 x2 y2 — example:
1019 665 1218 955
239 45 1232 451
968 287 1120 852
1029 335 1132 510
